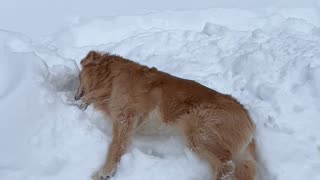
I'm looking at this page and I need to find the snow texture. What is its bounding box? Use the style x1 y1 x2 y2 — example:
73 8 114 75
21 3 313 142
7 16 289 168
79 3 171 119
0 8 320 180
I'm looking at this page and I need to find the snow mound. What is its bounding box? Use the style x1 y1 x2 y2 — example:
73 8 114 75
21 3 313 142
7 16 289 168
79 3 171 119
1 9 320 180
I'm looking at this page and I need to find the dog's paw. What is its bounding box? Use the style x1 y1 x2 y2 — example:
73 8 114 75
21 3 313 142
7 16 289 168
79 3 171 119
220 161 235 180
92 168 115 180
78 102 88 111
72 100 89 111
74 95 81 101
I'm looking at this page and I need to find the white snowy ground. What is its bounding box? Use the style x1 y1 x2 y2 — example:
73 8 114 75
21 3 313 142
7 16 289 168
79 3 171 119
1 8 320 180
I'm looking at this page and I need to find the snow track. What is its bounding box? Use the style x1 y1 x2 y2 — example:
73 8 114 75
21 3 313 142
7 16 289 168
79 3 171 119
0 9 320 180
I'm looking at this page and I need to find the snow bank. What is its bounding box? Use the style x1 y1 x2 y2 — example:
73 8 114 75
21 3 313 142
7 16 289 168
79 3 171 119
1 0 318 38
1 9 320 180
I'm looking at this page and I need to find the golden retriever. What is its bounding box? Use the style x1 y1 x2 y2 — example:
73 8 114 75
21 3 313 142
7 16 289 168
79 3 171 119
74 51 257 180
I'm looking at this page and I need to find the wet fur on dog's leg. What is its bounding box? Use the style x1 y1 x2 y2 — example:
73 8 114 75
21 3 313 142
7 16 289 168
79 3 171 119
96 112 136 179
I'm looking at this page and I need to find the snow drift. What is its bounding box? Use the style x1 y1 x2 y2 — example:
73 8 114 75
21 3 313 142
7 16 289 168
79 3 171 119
0 9 320 180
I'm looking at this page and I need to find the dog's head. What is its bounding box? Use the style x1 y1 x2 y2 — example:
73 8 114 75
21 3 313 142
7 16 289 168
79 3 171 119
75 50 104 101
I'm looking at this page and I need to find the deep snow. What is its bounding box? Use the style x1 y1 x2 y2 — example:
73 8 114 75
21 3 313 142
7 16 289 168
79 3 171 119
0 8 320 180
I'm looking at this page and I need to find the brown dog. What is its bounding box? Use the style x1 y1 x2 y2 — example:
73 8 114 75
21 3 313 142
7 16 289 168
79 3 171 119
75 51 257 180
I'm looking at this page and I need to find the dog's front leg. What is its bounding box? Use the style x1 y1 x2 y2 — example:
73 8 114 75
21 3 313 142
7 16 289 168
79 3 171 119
95 112 136 180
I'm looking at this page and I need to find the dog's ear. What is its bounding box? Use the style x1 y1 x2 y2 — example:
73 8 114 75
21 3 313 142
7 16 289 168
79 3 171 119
81 51 103 66
86 50 102 60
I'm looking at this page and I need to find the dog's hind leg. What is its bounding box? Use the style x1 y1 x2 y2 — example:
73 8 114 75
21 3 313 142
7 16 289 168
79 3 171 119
187 133 235 180
233 140 257 180
178 110 243 180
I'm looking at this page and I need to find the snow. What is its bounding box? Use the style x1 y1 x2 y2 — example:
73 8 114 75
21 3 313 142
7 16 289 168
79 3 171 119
1 7 320 180
1 0 319 38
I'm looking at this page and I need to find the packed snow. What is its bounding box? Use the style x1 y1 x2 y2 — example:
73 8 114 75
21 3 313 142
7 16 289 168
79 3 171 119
0 8 320 180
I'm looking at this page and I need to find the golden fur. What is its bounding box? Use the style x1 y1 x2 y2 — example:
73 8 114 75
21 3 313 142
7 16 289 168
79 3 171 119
75 51 257 180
